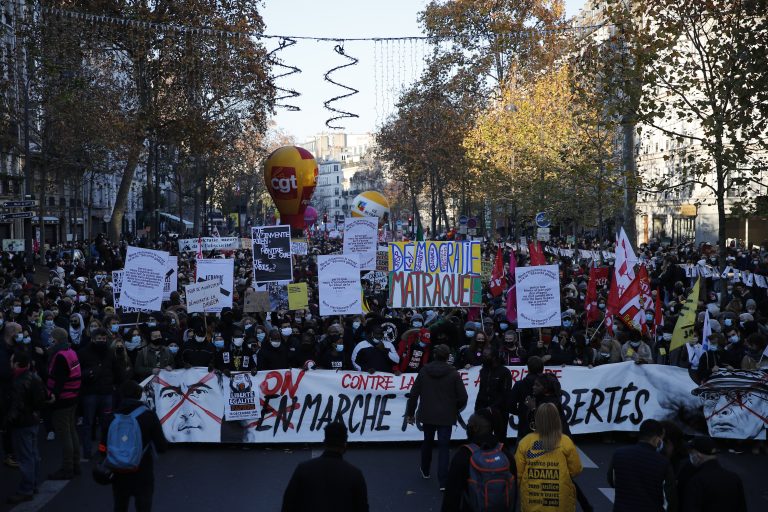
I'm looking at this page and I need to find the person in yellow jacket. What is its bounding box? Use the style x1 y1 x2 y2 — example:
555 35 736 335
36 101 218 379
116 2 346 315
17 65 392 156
515 403 583 512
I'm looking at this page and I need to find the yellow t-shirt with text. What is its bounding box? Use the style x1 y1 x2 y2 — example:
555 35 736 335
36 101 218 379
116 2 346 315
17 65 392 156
515 433 583 512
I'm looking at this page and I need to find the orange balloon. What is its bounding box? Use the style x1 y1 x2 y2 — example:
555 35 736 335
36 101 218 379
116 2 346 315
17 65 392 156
263 146 318 229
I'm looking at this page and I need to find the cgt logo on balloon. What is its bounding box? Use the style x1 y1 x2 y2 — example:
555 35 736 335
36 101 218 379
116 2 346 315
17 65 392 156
270 167 299 198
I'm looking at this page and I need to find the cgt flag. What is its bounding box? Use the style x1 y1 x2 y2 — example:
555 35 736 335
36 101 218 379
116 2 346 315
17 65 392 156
489 245 506 297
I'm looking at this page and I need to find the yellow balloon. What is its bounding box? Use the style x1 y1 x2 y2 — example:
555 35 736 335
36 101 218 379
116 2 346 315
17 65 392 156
350 191 390 225
264 146 318 228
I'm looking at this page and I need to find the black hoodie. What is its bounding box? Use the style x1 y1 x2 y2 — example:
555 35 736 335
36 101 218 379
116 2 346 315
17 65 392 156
405 360 468 426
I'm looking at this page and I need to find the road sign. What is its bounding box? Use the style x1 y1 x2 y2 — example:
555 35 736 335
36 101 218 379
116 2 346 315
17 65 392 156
458 225 468 235
467 217 477 229
537 227 550 242
458 215 468 226
0 211 35 220
535 211 551 228
2 200 38 208
467 228 477 236
103 214 111 222
396 220 403 228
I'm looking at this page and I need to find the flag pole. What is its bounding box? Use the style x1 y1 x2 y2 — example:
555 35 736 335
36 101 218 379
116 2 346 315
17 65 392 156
589 316 607 342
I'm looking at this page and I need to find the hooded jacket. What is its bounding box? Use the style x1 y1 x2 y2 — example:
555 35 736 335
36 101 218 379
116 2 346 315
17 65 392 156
406 360 468 426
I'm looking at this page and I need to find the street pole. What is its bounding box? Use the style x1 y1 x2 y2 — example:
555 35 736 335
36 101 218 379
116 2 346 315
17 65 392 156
23 58 33 266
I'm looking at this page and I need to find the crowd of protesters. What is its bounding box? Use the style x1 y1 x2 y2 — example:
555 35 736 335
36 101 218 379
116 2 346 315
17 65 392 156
0 231 764 508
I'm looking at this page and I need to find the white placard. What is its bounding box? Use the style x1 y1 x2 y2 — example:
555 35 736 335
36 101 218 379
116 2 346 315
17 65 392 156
318 255 363 316
178 237 240 252
185 279 221 313
195 258 234 313
121 246 169 311
343 217 378 270
515 264 562 328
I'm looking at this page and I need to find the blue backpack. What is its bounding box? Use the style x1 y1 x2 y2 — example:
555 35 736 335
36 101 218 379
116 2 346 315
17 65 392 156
105 406 148 472
464 443 516 512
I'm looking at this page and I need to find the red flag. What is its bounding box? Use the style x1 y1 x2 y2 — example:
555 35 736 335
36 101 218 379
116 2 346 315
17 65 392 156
506 249 518 323
528 241 546 266
636 265 653 334
489 245 506 297
585 267 609 326
616 274 646 331
605 273 619 335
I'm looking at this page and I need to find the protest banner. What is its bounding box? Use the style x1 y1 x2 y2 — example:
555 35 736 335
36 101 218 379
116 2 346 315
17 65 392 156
388 241 481 274
185 280 221 313
287 283 309 311
243 288 271 313
141 363 764 443
343 217 378 270
515 264 562 328
195 258 234 313
163 256 178 301
120 246 169 311
251 225 293 283
290 239 309 256
389 272 483 308
111 270 151 314
2 239 24 252
178 237 240 252
318 255 363 316
268 282 289 310
223 372 261 422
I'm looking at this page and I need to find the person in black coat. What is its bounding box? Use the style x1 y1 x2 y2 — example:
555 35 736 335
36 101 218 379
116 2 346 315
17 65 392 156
608 419 677 512
405 345 468 489
257 329 293 371
282 422 368 512
506 356 543 441
98 380 168 512
678 436 747 512
474 348 511 443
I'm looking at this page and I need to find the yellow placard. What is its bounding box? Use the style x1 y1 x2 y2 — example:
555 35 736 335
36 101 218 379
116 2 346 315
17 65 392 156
229 212 239 227
287 283 309 311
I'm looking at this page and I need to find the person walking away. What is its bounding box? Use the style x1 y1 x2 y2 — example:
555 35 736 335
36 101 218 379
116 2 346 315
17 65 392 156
679 436 747 512
507 356 544 442
4 351 47 504
99 380 168 512
441 411 517 512
515 403 583 512
46 327 82 480
607 419 677 512
474 347 512 442
405 344 468 490
281 422 369 512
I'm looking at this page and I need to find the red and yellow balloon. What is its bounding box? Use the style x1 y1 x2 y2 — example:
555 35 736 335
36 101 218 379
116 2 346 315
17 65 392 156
264 146 318 229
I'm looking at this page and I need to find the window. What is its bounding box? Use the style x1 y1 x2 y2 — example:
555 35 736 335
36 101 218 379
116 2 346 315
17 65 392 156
334 188 339 196
336 176 340 184
334 199 340 207
334 165 339 172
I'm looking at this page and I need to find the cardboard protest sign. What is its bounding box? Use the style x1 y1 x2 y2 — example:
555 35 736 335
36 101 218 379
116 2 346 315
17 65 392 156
224 373 261 421
111 270 151 314
178 237 240 252
185 279 220 313
142 363 744 443
515 265 562 328
267 282 289 311
388 241 482 274
195 258 234 313
120 246 169 311
243 288 271 312
251 225 292 283
343 217 378 270
2 239 24 252
287 283 309 311
318 255 363 316
290 239 308 256
163 256 178 301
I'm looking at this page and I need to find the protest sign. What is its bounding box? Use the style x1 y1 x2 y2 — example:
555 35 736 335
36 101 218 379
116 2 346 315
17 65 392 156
178 237 240 252
142 363 758 443
267 282 289 310
111 270 151 314
251 225 292 283
2 239 24 252
120 246 169 311
185 280 221 313
195 258 234 313
223 372 261 422
287 283 309 311
163 256 178 301
343 217 378 270
388 241 482 274
515 264 561 328
318 255 363 316
290 239 308 256
243 288 271 312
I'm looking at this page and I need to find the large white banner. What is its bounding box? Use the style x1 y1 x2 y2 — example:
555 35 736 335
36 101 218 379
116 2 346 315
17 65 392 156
515 265 562 328
141 364 766 443
195 258 234 313
178 237 240 252
185 280 221 313
163 256 178 301
343 217 378 271
318 255 363 316
121 246 169 311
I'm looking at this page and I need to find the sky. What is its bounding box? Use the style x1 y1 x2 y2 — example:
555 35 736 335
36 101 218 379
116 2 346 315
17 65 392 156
261 0 586 142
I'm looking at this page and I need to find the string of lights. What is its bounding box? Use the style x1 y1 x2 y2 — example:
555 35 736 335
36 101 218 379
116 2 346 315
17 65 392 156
323 45 360 129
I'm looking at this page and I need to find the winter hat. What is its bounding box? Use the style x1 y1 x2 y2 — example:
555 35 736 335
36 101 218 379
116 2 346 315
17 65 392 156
706 303 720 318
411 313 424 323
709 319 721 333
562 309 576 319
464 321 477 331
745 299 757 311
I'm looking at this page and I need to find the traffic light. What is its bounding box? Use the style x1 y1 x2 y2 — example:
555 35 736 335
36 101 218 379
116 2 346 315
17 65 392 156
408 215 413 224
323 213 328 223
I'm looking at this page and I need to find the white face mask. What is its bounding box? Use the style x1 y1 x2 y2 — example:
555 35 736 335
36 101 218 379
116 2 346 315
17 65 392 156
412 321 422 328
233 338 244 347
281 328 293 337
270 341 281 348
256 333 266 341
352 321 361 330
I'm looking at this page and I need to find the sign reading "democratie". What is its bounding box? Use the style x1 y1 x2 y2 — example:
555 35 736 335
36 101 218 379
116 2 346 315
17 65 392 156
140 363 766 443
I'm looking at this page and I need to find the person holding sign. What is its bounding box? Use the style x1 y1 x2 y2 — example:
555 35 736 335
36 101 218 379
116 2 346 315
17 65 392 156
351 324 399 374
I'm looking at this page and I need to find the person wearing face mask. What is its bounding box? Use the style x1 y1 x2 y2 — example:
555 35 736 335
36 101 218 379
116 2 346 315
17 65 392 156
77 328 126 461
722 327 745 369
180 328 216 369
608 419 677 512
654 327 675 365
134 329 175 381
216 328 256 375
68 313 85 350
319 328 351 370
620 333 653 364
351 324 400 374
693 333 727 383
739 332 768 370
257 329 292 371
498 330 527 366
474 347 512 443
396 327 433 373
676 437 747 512
293 332 319 371
277 319 300 357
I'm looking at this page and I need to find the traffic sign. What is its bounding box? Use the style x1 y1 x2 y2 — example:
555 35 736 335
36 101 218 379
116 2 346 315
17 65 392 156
535 211 551 228
467 217 477 229
458 215 468 226
0 211 35 220
2 200 38 208
537 227 550 242
396 220 403 228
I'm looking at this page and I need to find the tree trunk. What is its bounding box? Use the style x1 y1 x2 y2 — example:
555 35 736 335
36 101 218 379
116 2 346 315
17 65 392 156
109 140 143 241
193 182 201 235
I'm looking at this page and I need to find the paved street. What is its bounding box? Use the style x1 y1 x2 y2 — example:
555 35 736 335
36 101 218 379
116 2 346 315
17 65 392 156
1 434 766 511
